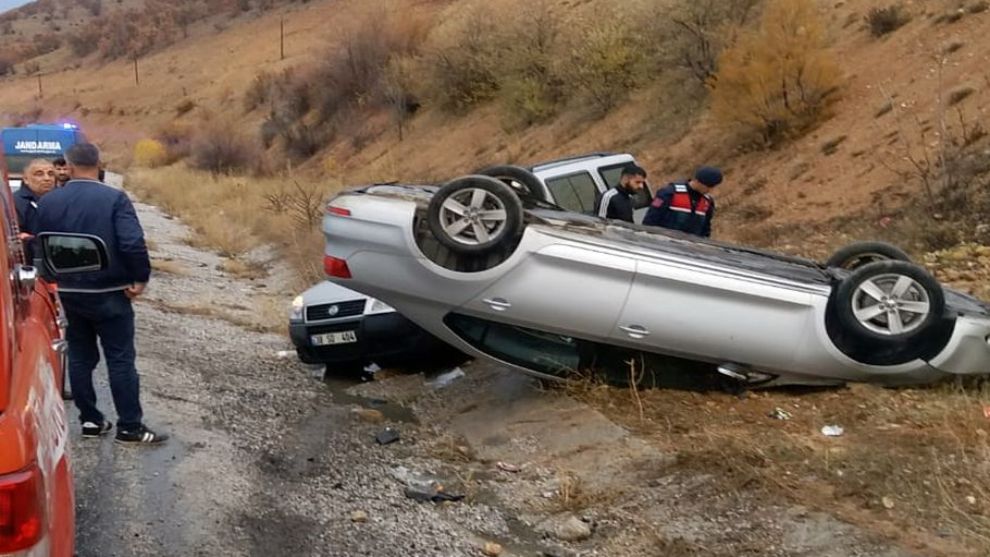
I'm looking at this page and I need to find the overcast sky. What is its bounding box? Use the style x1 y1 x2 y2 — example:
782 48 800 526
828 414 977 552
0 0 32 15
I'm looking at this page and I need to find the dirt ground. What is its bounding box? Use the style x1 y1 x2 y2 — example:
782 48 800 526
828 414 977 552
64 194 989 556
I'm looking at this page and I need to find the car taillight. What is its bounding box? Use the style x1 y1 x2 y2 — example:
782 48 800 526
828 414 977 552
323 255 352 279
0 466 45 553
326 206 351 217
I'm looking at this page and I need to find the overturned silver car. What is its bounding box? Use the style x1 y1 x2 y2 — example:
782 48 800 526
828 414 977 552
320 164 990 388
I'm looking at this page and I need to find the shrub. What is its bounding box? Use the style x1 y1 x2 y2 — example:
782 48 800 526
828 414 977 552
155 120 193 163
30 32 61 56
381 56 421 140
865 5 911 37
498 1 566 126
133 138 168 168
281 122 324 160
67 25 101 56
0 56 13 76
712 0 841 147
655 0 762 86
175 98 196 116
189 118 260 175
423 5 504 112
310 7 430 122
568 18 646 114
243 70 275 112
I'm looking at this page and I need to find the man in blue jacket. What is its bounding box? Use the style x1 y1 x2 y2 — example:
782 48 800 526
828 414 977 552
35 143 168 445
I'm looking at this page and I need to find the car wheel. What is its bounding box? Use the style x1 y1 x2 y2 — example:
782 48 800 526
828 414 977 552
825 241 911 270
474 165 544 199
427 175 524 255
834 260 944 344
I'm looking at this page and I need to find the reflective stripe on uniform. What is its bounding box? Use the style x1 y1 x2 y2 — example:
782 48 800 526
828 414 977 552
598 189 619 218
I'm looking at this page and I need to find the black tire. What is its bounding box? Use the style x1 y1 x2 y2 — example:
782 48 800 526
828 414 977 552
475 165 544 199
427 175 523 255
825 241 911 270
834 260 944 344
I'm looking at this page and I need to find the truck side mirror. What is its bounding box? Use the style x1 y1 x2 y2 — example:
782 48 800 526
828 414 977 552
37 233 110 276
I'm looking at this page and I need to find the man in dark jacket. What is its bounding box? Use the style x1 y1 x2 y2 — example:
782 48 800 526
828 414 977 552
594 164 648 223
52 156 70 187
643 166 723 237
35 143 167 445
13 158 57 262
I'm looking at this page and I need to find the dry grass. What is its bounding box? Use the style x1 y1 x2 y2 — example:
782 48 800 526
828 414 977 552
578 380 990 555
150 258 189 275
219 258 268 280
128 165 337 289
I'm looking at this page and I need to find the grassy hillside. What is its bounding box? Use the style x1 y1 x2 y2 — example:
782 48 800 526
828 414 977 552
0 0 988 271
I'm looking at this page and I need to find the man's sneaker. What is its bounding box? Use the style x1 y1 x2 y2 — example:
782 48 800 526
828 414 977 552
81 420 113 438
115 425 169 445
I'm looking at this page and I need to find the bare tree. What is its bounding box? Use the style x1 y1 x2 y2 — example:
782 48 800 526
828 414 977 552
664 0 761 86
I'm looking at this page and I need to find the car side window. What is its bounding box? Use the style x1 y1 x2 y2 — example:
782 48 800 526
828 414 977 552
598 163 628 189
445 313 581 375
545 172 598 214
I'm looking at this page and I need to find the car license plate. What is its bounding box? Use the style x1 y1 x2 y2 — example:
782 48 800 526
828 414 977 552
311 331 358 346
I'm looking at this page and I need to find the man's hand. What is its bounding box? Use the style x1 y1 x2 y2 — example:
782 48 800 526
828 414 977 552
125 283 147 299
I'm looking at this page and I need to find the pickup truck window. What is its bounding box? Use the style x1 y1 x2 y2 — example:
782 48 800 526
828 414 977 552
598 163 629 189
545 171 597 214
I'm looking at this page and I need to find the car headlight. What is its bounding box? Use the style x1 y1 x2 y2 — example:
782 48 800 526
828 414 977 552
289 295 305 322
367 298 395 314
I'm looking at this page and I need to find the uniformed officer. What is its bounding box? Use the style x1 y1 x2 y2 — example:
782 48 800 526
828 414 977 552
642 166 723 237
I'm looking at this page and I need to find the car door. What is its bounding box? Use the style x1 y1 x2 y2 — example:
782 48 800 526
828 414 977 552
612 256 816 370
459 240 635 341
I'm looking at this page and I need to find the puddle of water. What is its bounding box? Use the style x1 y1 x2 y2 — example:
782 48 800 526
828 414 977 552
320 373 419 424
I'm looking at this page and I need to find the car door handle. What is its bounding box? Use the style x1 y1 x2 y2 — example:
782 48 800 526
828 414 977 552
483 297 512 311
620 325 650 339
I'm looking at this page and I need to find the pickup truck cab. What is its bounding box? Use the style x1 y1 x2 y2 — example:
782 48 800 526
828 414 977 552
0 169 109 556
528 153 651 222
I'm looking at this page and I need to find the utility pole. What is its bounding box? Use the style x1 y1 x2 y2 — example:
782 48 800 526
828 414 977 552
133 56 139 85
36 74 42 98
280 17 285 61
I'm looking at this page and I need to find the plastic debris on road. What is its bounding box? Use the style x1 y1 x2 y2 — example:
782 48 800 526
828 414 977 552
375 427 400 445
428 367 465 389
768 407 792 420
821 425 845 437
496 461 521 473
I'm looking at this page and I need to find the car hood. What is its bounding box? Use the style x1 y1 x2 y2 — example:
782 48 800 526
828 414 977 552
301 280 369 306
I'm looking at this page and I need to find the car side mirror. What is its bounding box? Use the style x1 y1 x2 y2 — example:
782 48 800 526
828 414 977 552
36 233 110 277
631 184 653 210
